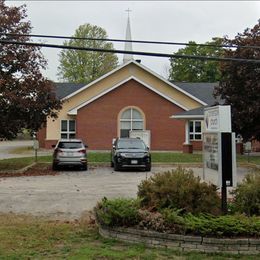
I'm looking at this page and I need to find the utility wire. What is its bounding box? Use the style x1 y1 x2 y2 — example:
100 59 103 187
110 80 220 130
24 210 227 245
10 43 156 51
1 33 260 50
0 40 260 63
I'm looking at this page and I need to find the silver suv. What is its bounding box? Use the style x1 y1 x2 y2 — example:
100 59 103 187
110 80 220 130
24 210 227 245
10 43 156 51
52 139 88 170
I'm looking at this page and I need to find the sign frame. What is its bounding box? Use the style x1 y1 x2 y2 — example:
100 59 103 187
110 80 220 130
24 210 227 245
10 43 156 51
129 130 151 148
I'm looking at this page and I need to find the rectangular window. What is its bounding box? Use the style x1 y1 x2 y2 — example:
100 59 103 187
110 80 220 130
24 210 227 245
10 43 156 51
132 121 143 130
189 120 202 141
61 120 76 139
61 120 67 132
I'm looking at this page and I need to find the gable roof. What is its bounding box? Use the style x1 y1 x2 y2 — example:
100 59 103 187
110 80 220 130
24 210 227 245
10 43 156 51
54 81 220 108
54 60 207 107
67 76 190 115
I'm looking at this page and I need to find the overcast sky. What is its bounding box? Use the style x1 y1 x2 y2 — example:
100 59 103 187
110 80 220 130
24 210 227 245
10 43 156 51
6 1 260 81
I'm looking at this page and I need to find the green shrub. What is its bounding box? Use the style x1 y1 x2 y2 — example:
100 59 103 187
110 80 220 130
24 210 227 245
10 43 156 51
231 170 260 216
137 167 221 215
184 213 260 237
161 208 185 225
95 197 140 227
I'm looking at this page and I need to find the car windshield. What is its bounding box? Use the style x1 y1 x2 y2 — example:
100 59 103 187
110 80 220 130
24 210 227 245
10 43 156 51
117 139 146 149
58 142 83 149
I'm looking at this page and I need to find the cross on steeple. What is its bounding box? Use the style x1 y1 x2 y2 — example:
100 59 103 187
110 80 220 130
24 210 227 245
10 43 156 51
125 8 132 18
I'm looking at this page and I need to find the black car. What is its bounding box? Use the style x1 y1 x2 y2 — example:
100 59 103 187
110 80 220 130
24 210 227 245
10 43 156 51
111 138 151 171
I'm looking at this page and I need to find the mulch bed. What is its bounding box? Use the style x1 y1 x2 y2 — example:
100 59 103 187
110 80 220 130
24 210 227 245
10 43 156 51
0 164 58 178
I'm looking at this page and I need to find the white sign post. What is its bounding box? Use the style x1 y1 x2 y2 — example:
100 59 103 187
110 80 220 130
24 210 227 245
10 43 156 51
33 139 39 162
203 105 236 213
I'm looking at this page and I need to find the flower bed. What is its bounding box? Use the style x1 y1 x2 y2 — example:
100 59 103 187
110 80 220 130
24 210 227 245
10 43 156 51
95 168 260 255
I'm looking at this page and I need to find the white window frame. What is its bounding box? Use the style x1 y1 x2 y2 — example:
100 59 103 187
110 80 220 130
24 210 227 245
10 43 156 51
120 108 144 137
189 120 202 141
60 119 76 139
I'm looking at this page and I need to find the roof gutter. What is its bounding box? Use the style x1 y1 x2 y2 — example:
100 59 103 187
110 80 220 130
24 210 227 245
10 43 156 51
171 115 204 120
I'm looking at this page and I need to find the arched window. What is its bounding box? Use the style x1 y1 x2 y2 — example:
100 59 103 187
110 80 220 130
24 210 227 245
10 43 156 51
119 107 144 137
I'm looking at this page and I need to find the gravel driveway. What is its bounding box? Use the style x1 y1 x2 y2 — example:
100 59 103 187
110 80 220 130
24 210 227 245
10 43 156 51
0 165 249 220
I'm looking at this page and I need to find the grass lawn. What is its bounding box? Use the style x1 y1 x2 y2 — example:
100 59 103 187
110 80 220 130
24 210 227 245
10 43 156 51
0 157 35 171
0 152 259 171
0 213 256 260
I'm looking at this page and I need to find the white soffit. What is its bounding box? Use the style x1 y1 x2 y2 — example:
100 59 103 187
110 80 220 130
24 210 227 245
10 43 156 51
68 76 189 115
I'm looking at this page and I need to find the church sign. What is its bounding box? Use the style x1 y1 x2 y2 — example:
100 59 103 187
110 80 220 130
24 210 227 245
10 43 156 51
204 105 231 132
203 105 236 213
203 105 236 187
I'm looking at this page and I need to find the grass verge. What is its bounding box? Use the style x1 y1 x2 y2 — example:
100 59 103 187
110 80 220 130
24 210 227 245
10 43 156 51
0 152 259 172
0 213 256 259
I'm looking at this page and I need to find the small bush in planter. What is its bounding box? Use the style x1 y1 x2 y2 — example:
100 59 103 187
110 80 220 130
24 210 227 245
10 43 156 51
231 170 260 216
137 167 221 215
95 197 140 227
138 209 167 232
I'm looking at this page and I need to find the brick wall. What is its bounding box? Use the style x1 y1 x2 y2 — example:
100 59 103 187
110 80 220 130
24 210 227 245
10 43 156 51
76 79 186 150
191 140 202 151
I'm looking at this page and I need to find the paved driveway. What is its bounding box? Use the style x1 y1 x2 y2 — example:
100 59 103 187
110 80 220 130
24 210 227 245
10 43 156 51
0 165 249 220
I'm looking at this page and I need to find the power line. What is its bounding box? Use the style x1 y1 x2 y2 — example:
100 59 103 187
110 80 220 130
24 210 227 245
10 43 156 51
1 39 260 63
1 33 260 50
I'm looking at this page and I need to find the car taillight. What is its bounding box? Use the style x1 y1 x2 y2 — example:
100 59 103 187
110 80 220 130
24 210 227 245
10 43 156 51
79 149 86 154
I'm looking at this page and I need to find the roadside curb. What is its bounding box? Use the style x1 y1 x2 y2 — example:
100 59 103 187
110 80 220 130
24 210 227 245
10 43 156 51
89 162 203 168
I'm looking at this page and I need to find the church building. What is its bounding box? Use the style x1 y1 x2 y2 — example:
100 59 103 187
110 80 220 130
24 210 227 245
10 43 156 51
38 15 220 152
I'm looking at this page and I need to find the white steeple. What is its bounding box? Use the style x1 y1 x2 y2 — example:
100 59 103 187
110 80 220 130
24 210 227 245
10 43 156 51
123 9 134 63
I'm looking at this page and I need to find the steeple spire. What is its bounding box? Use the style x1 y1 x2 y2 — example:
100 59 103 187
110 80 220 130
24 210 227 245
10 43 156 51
123 9 134 63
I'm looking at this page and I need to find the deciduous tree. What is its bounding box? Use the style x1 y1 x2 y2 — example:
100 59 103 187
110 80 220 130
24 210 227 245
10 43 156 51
0 0 62 139
58 23 118 84
214 20 260 141
169 39 222 82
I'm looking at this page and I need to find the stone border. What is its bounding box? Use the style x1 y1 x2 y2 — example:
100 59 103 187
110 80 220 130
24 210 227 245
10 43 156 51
99 226 260 255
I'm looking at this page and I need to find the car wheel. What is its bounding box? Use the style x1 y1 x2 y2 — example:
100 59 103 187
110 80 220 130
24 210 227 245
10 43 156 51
145 165 151 171
82 163 88 171
52 163 59 171
114 161 120 171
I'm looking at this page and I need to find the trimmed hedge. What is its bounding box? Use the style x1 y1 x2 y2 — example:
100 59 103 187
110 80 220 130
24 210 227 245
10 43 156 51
95 197 140 227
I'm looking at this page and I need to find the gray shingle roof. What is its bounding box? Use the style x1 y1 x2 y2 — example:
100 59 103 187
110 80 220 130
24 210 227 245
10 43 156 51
54 83 86 99
171 82 219 105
